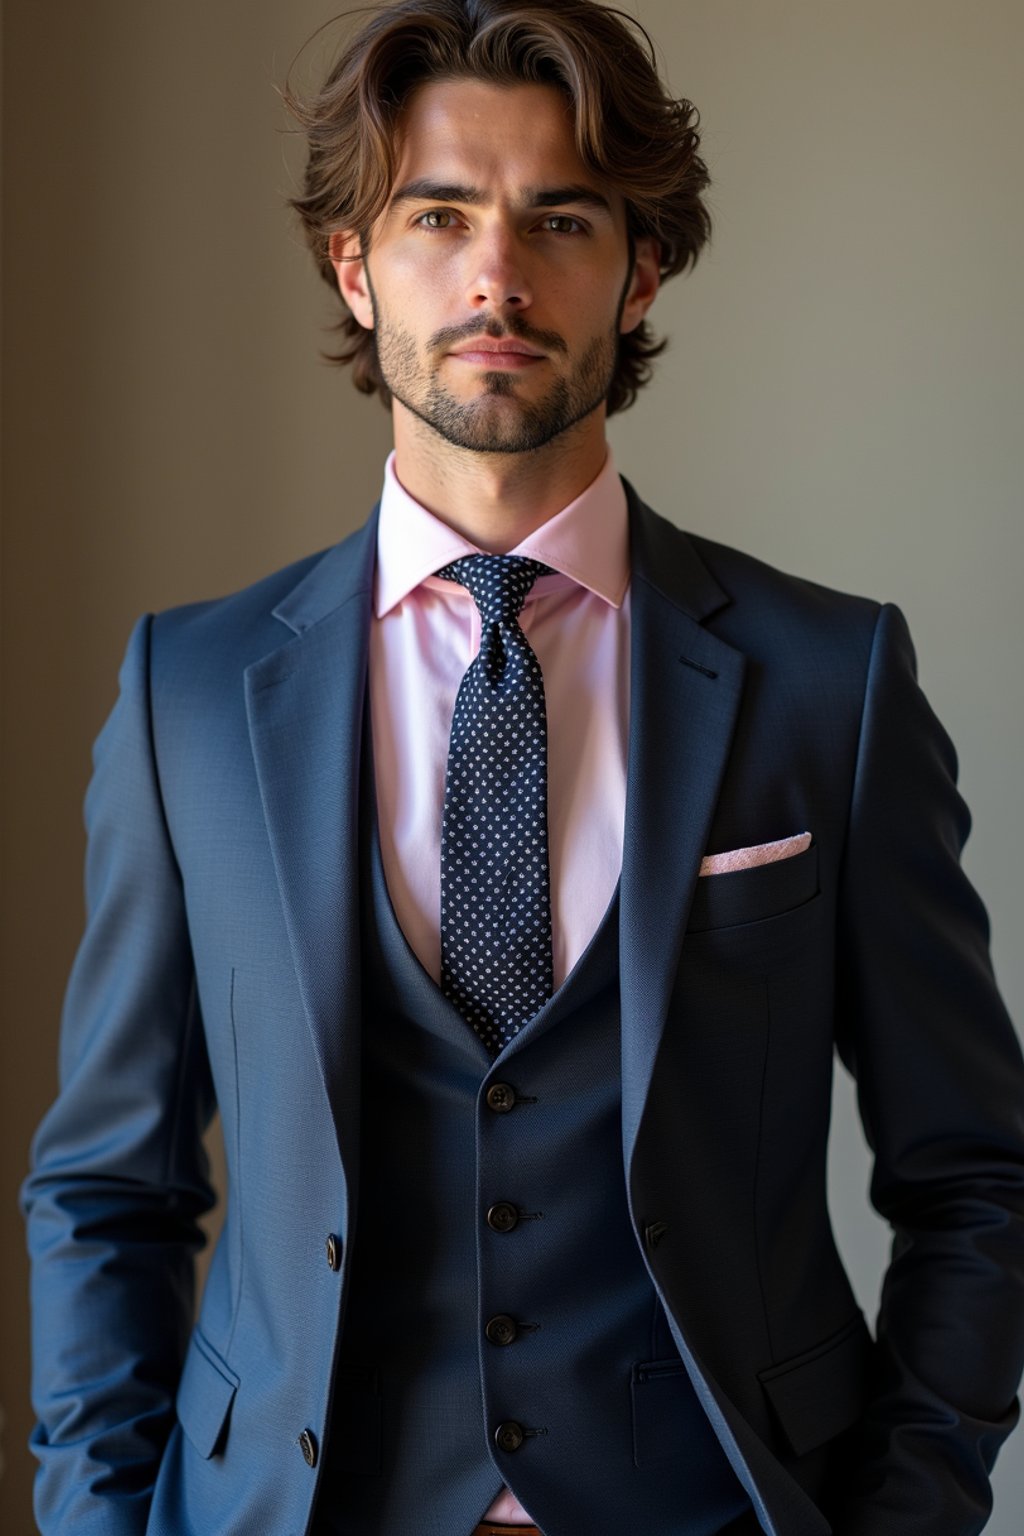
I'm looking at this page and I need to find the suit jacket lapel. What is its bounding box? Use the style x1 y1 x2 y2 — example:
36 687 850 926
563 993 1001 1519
244 512 378 1179
619 487 747 1160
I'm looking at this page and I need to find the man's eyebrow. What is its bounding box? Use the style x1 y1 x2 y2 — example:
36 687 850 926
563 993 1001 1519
527 185 612 214
390 180 487 207
388 179 613 214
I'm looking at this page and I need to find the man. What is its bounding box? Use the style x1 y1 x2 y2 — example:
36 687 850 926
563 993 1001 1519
22 1 1024 1534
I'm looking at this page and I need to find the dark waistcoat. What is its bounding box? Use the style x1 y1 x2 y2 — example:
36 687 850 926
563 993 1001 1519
314 730 751 1536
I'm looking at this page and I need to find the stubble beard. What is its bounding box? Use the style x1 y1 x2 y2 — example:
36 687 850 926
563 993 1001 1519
366 279 623 455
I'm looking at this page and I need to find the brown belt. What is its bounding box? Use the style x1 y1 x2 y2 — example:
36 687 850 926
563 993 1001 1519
472 1526 541 1536
473 1520 757 1536
472 1517 760 1536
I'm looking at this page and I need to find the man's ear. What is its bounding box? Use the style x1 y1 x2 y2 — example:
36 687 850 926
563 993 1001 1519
619 236 661 336
328 231 374 330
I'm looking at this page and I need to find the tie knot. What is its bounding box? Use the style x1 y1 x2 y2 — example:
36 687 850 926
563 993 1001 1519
436 554 552 627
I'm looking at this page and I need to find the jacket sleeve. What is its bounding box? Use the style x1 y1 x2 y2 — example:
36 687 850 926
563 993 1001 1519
21 614 217 1536
833 602 1024 1536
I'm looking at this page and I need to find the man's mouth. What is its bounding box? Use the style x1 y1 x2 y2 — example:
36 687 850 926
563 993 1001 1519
449 339 547 368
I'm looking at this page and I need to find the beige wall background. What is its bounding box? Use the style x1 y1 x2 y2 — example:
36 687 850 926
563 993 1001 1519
2 1 1021 1529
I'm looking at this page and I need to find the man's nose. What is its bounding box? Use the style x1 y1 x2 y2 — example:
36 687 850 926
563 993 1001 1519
464 227 533 312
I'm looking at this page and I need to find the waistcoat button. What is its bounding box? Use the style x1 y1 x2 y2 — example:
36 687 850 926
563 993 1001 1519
298 1428 319 1467
486 1082 516 1113
494 1420 525 1452
485 1314 519 1347
486 1202 520 1233
325 1233 342 1271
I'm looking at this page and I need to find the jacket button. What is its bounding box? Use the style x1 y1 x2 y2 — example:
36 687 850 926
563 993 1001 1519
487 1202 520 1233
325 1234 342 1272
485 1314 519 1347
494 1420 525 1452
486 1082 516 1114
298 1428 318 1467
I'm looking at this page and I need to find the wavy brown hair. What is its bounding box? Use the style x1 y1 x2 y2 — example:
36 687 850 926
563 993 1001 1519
282 0 711 416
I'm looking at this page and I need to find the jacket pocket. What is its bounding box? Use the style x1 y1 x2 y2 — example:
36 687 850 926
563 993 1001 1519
631 1357 738 1476
687 843 819 933
176 1326 240 1459
758 1312 871 1456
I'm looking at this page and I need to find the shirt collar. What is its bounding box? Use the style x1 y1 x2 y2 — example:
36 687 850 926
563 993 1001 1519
374 447 630 618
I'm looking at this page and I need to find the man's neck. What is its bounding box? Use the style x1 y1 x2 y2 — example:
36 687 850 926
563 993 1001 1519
391 403 609 554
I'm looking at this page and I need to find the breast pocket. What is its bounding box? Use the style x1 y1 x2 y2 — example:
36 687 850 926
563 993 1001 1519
673 839 829 1047
687 843 819 933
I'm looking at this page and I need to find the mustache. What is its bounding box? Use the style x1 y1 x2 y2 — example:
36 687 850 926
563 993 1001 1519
429 316 568 356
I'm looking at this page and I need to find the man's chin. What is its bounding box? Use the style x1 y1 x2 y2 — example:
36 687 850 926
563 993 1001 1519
390 372 605 454
397 394 549 454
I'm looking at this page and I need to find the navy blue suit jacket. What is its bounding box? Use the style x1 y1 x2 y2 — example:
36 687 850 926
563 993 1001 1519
23 485 1024 1535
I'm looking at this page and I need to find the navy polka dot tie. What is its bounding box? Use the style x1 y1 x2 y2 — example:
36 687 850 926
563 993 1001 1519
436 554 555 1055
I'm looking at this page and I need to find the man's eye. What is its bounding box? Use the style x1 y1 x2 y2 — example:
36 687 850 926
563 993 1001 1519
418 209 456 230
542 215 584 235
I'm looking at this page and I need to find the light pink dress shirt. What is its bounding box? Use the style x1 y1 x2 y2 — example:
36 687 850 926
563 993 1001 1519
368 447 631 1524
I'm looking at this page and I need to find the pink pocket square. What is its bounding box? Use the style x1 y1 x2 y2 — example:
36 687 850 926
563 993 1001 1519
699 832 812 877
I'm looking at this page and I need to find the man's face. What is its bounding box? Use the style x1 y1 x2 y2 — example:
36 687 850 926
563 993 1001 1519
331 78 659 455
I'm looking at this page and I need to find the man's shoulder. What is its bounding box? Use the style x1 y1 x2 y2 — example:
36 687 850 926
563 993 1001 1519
148 512 376 673
627 494 892 715
158 545 327 629
695 527 878 620
631 492 883 639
